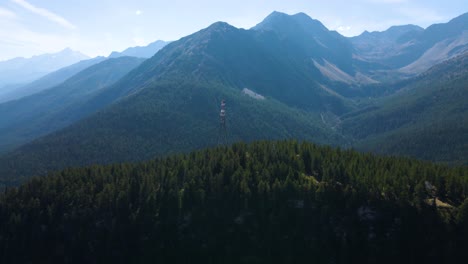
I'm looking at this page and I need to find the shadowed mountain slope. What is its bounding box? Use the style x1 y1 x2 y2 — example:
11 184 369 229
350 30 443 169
0 57 145 153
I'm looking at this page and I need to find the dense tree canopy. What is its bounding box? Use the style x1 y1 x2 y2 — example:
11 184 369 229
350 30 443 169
1 140 467 263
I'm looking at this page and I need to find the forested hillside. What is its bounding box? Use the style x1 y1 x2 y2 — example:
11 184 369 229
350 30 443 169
342 53 468 164
0 13 357 182
1 141 467 263
0 12 466 184
0 81 340 185
0 57 145 153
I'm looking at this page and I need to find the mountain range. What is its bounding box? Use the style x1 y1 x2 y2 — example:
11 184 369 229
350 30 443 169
352 12 468 75
0 57 145 153
109 40 169 58
0 41 169 104
0 48 89 89
0 56 107 103
0 11 467 184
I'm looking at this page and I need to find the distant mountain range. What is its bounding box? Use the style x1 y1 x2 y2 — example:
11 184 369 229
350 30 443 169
0 11 467 184
0 48 89 89
352 12 468 74
0 41 169 103
0 56 145 154
108 40 170 58
0 56 107 103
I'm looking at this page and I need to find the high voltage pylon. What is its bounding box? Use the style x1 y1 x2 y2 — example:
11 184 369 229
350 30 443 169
217 99 228 145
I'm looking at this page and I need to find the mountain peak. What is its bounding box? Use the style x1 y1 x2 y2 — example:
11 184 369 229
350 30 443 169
205 21 236 32
264 11 312 19
57 47 78 54
265 11 288 18
148 40 167 46
251 11 291 30
108 40 169 58
252 11 328 33
387 24 423 32
291 12 314 20
354 24 423 39
55 48 89 60
192 21 238 39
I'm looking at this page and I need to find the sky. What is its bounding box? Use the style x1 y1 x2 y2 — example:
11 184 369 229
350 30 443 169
0 0 466 61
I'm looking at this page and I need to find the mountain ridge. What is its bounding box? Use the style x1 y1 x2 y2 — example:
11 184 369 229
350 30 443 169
0 48 89 88
351 12 468 73
0 11 467 183
0 56 145 153
0 56 107 103
109 40 169 58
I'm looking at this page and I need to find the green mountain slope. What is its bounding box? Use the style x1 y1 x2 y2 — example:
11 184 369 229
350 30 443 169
141 19 354 112
0 14 357 183
0 80 341 184
341 53 468 164
1 141 467 263
0 57 145 153
0 12 467 183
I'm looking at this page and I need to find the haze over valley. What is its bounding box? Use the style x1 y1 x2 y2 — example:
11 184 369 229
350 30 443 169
0 1 467 263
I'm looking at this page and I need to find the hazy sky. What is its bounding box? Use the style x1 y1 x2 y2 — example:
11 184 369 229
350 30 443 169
0 0 466 60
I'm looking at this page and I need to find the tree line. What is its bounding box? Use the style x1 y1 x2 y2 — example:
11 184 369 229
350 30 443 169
1 140 467 263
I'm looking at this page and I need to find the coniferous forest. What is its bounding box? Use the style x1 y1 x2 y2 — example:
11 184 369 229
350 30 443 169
1 141 467 263
0 6 467 264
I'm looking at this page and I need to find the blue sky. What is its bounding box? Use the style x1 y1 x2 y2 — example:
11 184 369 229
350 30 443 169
0 0 466 60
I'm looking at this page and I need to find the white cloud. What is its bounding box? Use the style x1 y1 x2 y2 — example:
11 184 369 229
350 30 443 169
11 0 76 30
0 7 17 19
135 10 142 16
336 26 352 32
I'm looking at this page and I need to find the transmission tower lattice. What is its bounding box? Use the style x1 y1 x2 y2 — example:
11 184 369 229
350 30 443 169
217 99 228 145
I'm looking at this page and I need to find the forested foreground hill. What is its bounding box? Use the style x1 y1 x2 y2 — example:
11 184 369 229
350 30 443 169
1 141 467 264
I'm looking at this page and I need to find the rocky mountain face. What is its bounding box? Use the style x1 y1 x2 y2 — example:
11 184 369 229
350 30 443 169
351 12 468 75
